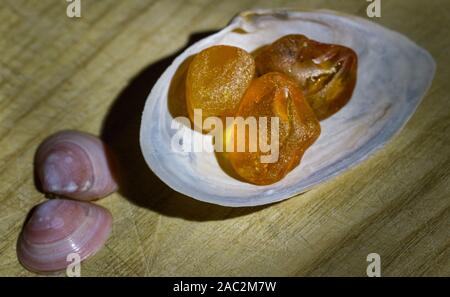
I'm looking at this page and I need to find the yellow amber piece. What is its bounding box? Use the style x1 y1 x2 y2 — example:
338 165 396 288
255 34 357 120
186 45 255 125
226 72 321 185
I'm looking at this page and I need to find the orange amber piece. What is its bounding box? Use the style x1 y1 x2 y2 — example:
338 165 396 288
255 34 357 120
186 45 255 125
226 72 321 185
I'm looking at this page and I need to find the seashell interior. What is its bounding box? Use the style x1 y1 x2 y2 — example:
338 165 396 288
140 9 435 207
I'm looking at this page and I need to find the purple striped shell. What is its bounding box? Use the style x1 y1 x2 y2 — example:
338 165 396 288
35 130 118 201
17 199 112 273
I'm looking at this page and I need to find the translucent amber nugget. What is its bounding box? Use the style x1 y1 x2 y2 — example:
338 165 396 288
255 34 357 120
227 72 321 185
186 45 255 125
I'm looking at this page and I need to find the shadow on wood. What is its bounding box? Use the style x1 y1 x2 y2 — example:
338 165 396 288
100 31 272 221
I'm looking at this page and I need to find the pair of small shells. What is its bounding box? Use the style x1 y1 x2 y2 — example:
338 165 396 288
17 130 118 273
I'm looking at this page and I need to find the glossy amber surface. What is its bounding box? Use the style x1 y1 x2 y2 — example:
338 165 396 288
226 72 321 185
255 34 357 120
186 45 255 125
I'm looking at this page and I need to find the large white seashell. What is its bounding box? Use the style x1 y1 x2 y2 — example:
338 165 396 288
140 9 435 207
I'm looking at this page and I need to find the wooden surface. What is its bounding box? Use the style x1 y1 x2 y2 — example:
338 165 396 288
0 0 448 276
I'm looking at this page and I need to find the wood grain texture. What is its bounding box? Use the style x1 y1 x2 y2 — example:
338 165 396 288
0 0 448 276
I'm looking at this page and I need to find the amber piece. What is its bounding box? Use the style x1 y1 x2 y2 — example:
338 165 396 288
255 34 357 120
226 72 321 185
186 45 255 125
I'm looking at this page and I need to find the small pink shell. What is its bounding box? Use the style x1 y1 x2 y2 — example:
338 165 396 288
35 130 118 201
17 199 112 273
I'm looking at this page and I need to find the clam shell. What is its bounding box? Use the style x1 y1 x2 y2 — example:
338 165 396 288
140 9 435 207
35 130 118 201
17 199 112 272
